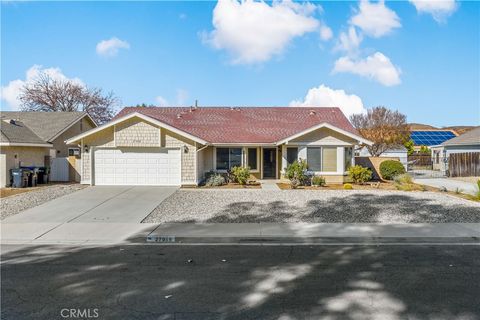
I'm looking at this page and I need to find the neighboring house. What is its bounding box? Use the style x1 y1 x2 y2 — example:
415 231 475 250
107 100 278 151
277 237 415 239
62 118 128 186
0 111 97 187
431 126 480 172
66 107 372 186
357 146 408 170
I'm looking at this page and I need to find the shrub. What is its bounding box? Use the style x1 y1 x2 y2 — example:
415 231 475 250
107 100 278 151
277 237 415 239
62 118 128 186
347 165 372 184
285 159 308 189
230 166 250 185
394 173 413 185
311 175 326 187
379 160 405 180
474 179 480 200
205 173 226 187
343 183 353 190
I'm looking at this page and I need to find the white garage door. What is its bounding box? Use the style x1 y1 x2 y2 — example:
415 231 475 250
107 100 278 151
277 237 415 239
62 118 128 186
94 148 181 186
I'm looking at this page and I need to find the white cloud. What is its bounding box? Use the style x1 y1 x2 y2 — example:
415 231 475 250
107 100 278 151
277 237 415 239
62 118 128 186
155 96 169 107
350 0 401 38
335 26 363 54
290 84 366 118
1 65 83 110
176 89 189 105
333 52 401 86
202 0 320 64
320 23 333 41
96 37 130 57
409 0 457 22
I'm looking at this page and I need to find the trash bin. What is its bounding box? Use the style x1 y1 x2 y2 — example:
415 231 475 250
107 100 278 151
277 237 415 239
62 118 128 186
36 167 49 184
20 167 37 187
10 168 27 188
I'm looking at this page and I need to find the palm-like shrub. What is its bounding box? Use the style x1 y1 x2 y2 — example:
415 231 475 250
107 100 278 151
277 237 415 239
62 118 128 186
285 159 308 189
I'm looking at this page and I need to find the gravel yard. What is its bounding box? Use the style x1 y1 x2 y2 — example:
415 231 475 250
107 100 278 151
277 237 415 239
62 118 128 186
1 184 86 220
143 189 480 223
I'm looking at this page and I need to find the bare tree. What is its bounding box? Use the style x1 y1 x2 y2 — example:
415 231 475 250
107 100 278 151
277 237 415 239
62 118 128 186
350 106 409 157
19 72 119 124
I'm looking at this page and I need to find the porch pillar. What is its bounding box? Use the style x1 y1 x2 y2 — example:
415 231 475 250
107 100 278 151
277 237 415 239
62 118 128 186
281 144 287 175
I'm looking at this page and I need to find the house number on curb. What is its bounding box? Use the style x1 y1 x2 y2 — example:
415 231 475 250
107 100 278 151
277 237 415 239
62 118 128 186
146 235 176 243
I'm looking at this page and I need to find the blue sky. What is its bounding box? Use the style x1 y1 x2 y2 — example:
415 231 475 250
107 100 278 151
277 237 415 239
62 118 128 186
1 0 479 127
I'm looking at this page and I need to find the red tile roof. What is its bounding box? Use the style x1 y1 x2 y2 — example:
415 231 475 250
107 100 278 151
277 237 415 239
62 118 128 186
115 107 358 144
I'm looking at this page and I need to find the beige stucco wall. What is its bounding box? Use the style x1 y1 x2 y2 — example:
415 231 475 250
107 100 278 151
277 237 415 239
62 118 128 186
79 118 197 185
0 146 49 187
51 117 96 157
291 127 357 145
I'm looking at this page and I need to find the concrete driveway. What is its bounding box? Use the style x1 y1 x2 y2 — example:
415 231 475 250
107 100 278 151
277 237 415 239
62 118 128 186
414 178 478 195
2 186 177 243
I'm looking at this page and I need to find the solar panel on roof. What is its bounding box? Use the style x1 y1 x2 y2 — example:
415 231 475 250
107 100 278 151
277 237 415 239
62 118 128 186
410 131 456 146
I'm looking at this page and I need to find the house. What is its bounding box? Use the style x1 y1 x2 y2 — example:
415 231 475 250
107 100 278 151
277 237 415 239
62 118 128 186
0 111 97 187
66 107 372 186
431 126 480 172
357 146 408 170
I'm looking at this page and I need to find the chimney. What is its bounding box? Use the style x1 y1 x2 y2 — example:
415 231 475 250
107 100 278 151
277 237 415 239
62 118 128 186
194 99 198 109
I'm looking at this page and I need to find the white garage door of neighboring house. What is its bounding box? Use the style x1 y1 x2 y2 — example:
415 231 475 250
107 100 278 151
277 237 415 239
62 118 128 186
94 148 181 186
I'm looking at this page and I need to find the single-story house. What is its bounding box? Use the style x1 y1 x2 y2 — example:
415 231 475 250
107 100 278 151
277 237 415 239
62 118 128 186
431 126 480 172
66 106 372 186
356 146 408 170
0 111 97 187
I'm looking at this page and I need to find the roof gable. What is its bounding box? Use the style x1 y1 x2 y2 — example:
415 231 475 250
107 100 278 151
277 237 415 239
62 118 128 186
0 111 94 142
0 120 49 145
442 126 480 146
114 107 359 144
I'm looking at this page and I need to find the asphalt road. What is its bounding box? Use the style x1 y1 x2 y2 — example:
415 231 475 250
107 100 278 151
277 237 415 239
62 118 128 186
1 244 479 320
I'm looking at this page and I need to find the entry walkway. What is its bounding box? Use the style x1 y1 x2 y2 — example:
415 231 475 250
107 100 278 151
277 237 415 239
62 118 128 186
260 180 281 191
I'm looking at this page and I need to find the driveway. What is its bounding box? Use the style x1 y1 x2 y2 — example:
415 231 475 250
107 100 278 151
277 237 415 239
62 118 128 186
414 178 478 195
2 186 177 243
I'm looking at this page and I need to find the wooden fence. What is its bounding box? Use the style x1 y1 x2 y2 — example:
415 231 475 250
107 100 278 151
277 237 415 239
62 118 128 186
449 152 480 177
407 154 432 169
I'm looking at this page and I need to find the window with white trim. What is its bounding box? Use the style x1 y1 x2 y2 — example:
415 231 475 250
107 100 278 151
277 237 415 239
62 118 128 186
306 147 337 172
216 148 242 170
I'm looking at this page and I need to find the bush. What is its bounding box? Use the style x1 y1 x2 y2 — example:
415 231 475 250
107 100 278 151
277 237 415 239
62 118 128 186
347 165 372 184
311 175 326 187
285 159 308 189
205 173 226 187
230 166 250 185
394 173 413 185
474 179 480 200
380 160 405 180
343 183 353 190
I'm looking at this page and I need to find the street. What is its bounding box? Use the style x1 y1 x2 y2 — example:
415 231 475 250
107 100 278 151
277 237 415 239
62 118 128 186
1 244 479 320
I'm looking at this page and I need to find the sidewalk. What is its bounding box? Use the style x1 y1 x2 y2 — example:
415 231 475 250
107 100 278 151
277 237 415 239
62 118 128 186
2 222 480 245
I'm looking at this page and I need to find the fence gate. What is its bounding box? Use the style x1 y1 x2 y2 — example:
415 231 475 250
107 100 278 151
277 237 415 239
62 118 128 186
50 157 69 182
407 154 446 179
449 152 480 177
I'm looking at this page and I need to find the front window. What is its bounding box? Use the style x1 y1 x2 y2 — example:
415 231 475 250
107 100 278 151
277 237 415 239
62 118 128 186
286 147 298 165
306 147 322 171
306 147 338 172
247 148 258 170
216 148 242 170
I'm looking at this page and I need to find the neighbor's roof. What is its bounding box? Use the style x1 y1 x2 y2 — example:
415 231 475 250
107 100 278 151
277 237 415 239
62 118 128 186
0 119 49 145
442 126 480 146
0 111 93 142
113 107 359 144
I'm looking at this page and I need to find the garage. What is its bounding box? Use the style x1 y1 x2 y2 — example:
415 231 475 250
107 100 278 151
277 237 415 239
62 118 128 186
93 148 181 186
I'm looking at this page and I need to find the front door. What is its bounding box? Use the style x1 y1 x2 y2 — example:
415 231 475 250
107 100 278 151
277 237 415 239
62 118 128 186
263 148 276 179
